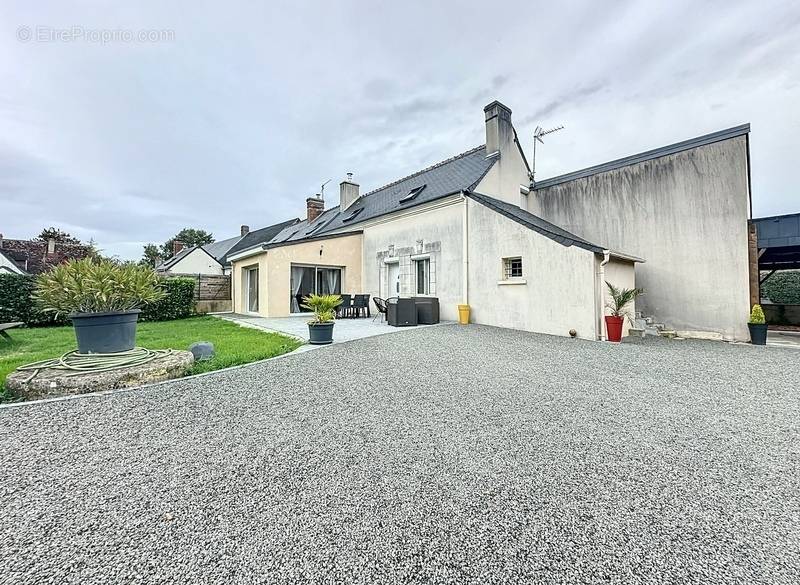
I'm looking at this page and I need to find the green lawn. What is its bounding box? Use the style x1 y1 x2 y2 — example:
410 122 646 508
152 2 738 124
0 317 302 402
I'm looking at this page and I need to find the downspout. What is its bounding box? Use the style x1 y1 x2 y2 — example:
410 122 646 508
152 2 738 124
597 250 610 341
462 192 469 306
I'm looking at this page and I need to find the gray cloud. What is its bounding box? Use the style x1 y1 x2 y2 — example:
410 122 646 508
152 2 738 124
520 81 607 125
1 0 799 259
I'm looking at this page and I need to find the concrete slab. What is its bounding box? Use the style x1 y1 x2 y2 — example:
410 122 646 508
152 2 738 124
767 329 800 350
217 313 447 347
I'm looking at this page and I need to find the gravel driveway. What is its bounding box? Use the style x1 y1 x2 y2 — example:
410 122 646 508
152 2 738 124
1 325 798 584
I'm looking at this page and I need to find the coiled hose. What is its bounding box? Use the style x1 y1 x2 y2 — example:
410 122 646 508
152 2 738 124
18 347 173 383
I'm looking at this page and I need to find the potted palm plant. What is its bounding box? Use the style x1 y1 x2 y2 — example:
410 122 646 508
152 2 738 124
301 293 342 345
747 304 767 346
36 259 165 354
605 281 644 342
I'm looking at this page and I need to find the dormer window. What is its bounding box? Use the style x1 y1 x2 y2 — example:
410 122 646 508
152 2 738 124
399 184 426 203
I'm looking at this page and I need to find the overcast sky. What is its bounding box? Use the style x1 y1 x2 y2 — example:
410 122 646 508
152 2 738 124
1 1 799 259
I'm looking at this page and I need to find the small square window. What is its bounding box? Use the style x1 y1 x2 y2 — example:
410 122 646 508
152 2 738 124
503 257 523 279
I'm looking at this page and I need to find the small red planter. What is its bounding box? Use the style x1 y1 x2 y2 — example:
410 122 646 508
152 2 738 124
605 315 624 342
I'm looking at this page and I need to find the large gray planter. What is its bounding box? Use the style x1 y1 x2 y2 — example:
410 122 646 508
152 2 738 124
308 322 334 345
70 310 141 354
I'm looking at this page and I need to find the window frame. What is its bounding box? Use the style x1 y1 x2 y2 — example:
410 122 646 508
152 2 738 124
502 256 523 280
414 257 431 295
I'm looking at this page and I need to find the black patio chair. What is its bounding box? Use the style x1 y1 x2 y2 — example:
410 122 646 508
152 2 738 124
372 297 388 322
337 294 352 318
352 294 370 318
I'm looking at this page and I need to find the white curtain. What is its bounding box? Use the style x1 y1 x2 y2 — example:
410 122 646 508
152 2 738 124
291 266 304 313
326 269 339 295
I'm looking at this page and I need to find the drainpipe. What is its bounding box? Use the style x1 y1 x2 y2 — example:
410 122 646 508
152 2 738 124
597 250 610 341
462 192 469 305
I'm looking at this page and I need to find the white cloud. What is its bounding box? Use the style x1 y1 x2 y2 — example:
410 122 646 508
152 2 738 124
1 0 798 258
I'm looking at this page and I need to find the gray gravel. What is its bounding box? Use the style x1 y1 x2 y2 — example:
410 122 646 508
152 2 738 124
1 324 798 584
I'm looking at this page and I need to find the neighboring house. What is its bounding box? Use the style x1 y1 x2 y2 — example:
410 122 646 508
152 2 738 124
0 234 93 275
229 100 755 342
0 249 27 274
156 220 298 276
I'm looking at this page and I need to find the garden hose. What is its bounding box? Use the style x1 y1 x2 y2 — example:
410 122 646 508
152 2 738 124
18 347 173 384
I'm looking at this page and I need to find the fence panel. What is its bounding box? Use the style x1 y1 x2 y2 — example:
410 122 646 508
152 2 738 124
170 274 231 301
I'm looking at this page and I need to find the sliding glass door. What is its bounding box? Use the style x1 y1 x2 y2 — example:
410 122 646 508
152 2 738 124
246 267 259 313
290 265 342 313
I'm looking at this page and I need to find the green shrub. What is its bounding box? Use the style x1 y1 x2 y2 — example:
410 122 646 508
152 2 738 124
605 281 644 319
301 293 342 323
0 274 66 326
36 259 164 316
748 304 766 324
140 278 196 322
761 271 800 304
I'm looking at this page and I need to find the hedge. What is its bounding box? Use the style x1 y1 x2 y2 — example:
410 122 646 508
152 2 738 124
0 273 195 326
761 270 800 305
140 278 196 321
0 274 66 326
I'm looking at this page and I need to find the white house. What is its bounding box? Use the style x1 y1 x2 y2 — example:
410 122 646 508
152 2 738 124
0 250 26 275
157 220 298 276
228 100 753 341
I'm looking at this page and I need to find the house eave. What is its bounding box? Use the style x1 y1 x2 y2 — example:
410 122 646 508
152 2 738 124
606 250 646 263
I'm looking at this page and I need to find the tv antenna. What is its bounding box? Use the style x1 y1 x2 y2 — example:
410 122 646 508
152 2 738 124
531 125 565 182
318 179 331 200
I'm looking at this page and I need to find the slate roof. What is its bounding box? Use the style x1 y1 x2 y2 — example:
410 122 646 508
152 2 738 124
221 218 300 265
467 192 605 253
157 219 300 270
258 146 497 251
318 145 496 236
204 235 245 264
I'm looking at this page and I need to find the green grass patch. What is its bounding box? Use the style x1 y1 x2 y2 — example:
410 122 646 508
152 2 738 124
0 316 302 402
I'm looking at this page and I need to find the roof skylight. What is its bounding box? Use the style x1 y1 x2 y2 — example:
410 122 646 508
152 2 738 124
342 207 364 222
399 184 426 203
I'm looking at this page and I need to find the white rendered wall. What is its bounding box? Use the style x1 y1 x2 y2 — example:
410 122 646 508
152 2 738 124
467 198 598 339
169 249 224 275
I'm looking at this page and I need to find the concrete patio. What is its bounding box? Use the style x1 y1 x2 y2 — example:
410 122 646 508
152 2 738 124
217 312 445 345
767 328 800 349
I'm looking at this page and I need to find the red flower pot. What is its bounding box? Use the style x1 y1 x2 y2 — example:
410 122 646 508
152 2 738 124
605 315 624 342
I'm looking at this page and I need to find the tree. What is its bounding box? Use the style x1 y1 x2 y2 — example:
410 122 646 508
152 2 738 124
162 228 214 258
36 227 81 244
140 243 163 267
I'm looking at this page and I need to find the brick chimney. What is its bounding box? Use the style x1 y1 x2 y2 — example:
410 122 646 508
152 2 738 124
484 100 513 156
306 196 324 223
240 225 250 237
339 173 360 212
173 240 185 256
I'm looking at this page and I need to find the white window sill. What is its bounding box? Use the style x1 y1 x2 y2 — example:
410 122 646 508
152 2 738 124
497 279 527 286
